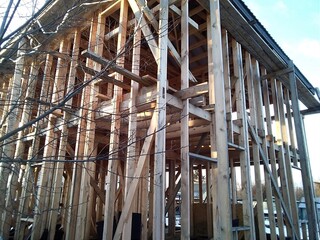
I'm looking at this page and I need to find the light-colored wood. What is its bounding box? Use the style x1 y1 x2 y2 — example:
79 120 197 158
251 59 277 240
122 20 141 239
270 77 293 237
284 89 298 165
168 159 175 236
113 112 157 239
208 1 232 238
103 1 128 239
0 38 26 238
276 81 300 236
14 53 53 240
207 11 218 239
153 1 168 239
247 119 300 240
232 40 255 239
48 30 80 240
168 4 199 29
127 0 158 59
260 66 294 80
2 60 39 238
31 38 69 240
148 157 155 239
180 0 190 238
81 50 154 86
100 0 121 16
132 0 198 83
0 2 318 240
261 70 286 239
289 61 319 240
174 82 208 100
140 152 150 240
75 10 104 239
245 53 267 240
65 32 91 239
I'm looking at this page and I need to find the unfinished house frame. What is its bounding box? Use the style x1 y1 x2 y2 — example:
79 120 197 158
0 0 319 239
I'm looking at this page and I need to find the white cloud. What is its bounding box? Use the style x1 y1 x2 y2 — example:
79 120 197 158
312 12 320 28
280 38 320 86
297 39 320 59
273 0 288 13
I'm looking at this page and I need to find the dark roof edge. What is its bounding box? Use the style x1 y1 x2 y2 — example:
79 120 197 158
229 0 316 95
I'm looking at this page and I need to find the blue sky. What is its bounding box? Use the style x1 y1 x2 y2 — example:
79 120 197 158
243 0 320 181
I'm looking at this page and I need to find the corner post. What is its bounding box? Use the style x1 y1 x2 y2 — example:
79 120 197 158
289 60 319 240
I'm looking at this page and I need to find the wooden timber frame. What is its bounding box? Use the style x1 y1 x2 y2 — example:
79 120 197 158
0 0 319 239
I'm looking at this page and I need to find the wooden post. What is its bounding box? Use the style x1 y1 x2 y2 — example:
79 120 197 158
0 80 9 124
2 60 39 238
122 20 141 240
148 155 154 239
251 59 277 240
103 1 128 239
140 153 150 239
289 61 319 240
276 81 300 236
246 52 270 240
181 0 190 239
284 89 298 166
48 30 80 240
232 41 255 239
261 70 286 239
75 12 99 239
0 38 26 237
270 77 293 237
14 53 53 240
168 159 175 236
65 54 88 239
31 38 69 239
208 1 231 238
112 114 157 240
153 0 168 239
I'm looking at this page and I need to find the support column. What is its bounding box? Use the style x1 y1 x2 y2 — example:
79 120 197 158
208 1 231 239
122 20 141 239
31 38 69 239
2 61 39 238
276 81 300 236
232 41 255 239
181 0 190 239
289 61 319 240
76 12 99 239
103 1 128 239
0 38 26 237
153 0 168 239
261 70 286 239
251 59 277 240
270 77 293 237
15 53 53 240
48 30 80 240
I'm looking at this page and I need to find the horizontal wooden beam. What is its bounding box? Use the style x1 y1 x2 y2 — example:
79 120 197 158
300 106 320 115
97 86 211 121
81 50 155 86
167 93 211 121
174 82 208 99
100 0 121 16
189 152 217 163
260 66 294 80
76 63 131 90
